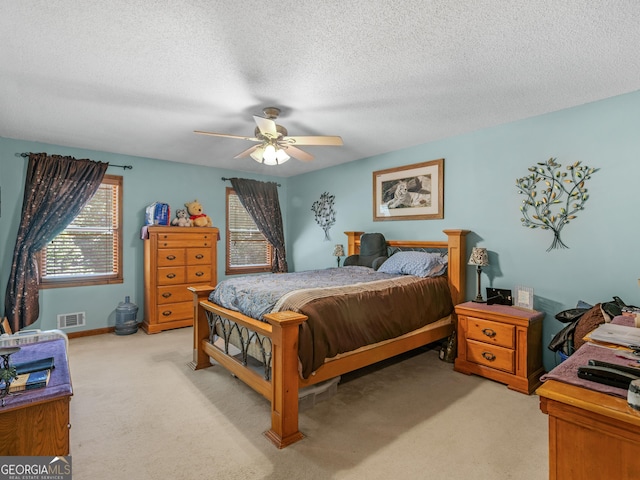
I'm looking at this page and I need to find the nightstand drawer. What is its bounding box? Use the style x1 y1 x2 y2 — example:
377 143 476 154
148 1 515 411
467 317 515 349
466 340 515 373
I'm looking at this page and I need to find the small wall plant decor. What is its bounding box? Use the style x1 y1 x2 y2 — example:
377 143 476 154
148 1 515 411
311 192 336 240
516 158 598 251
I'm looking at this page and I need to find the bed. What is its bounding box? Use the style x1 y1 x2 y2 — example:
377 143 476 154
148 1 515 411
189 229 469 448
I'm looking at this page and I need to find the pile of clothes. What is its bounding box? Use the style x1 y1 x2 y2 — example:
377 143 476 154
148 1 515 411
548 296 632 357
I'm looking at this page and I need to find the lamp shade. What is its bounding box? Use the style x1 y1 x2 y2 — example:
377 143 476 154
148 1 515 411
333 244 345 257
468 247 489 266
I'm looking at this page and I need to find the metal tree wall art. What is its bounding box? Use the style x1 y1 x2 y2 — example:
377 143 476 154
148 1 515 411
516 158 598 251
311 192 336 241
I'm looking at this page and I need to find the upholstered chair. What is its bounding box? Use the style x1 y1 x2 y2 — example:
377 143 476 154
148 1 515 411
343 233 388 270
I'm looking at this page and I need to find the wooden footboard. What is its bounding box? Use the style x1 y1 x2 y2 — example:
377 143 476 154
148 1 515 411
189 229 469 448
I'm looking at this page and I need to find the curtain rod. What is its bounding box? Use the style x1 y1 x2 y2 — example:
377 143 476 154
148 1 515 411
19 152 133 170
221 177 281 187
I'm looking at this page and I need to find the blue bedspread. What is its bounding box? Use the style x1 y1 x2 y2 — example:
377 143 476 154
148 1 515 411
209 266 400 320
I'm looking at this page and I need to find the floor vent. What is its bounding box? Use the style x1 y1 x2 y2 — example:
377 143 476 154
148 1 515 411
57 312 86 329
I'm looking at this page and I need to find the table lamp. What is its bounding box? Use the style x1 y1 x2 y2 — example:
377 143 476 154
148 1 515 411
468 247 489 303
333 244 345 267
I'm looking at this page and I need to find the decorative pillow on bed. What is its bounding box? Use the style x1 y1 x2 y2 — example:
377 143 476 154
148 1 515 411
377 251 447 277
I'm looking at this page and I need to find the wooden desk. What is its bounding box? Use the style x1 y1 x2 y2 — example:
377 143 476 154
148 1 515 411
0 338 72 455
537 380 640 480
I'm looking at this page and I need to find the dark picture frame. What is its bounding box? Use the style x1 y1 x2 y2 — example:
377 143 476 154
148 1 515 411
372 158 444 221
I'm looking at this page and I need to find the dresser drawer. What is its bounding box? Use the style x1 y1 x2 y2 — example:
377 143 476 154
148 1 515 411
466 340 515 373
157 267 186 285
157 248 186 266
157 285 193 305
157 233 214 248
466 317 515 349
186 265 211 283
156 301 193 324
187 248 211 265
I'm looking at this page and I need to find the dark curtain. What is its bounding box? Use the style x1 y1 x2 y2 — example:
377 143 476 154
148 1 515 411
229 178 288 273
4 153 108 332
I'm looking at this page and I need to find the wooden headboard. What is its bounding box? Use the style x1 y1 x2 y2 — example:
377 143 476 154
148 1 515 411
344 230 470 305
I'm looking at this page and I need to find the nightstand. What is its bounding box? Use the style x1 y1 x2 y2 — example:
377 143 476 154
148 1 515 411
454 301 545 394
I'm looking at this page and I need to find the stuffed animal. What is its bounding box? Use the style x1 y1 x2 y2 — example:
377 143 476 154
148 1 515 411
184 200 213 227
171 208 192 227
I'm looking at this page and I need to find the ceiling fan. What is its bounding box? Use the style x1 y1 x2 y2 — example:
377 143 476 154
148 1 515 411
194 107 343 165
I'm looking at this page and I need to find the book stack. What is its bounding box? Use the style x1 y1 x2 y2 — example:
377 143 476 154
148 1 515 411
9 357 55 393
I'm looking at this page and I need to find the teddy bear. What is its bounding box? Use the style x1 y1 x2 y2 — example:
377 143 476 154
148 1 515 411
171 208 192 227
184 199 213 227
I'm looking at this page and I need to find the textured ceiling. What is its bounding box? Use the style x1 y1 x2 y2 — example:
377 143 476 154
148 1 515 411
2 1 640 177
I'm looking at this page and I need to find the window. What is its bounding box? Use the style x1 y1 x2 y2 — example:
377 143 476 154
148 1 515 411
39 174 123 288
226 187 272 275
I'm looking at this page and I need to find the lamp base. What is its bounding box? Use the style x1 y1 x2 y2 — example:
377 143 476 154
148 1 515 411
472 297 486 303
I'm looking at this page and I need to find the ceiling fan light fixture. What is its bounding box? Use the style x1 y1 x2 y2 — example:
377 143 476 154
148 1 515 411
250 145 265 163
275 148 290 164
263 144 277 165
196 106 341 165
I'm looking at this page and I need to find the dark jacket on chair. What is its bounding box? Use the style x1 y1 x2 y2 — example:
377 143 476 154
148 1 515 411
343 233 388 270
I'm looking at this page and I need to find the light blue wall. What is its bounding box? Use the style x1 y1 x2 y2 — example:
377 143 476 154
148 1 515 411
2 90 639 371
0 138 287 333
289 90 640 370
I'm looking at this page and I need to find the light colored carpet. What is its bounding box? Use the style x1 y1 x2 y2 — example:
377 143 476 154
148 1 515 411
68 328 547 480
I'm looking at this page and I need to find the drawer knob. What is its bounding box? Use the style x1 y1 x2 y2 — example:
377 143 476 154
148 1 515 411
162 311 172 317
482 328 497 338
166 255 176 261
195 254 204 259
481 351 496 361
162 292 172 298
166 273 176 279
195 271 204 277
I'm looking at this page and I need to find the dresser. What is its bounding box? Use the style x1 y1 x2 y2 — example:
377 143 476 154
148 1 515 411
454 301 545 394
143 226 219 334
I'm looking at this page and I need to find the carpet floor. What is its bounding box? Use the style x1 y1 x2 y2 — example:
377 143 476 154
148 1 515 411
68 327 547 480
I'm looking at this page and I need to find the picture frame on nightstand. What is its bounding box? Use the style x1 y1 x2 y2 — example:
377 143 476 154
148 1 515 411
515 285 534 310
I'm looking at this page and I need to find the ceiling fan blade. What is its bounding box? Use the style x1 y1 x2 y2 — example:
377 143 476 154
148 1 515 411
194 130 259 141
253 116 278 139
283 135 343 146
234 144 260 158
284 145 314 162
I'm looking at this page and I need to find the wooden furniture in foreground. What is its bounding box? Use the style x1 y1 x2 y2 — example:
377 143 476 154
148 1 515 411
454 302 544 394
538 380 640 480
143 226 219 333
0 338 72 455
190 229 469 448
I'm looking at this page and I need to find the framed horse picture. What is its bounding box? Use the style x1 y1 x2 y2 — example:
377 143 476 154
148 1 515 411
373 159 444 221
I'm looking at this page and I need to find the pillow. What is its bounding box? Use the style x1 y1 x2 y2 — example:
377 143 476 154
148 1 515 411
377 251 447 277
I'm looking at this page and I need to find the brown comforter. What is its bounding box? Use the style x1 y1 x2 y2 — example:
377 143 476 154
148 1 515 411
277 275 453 378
